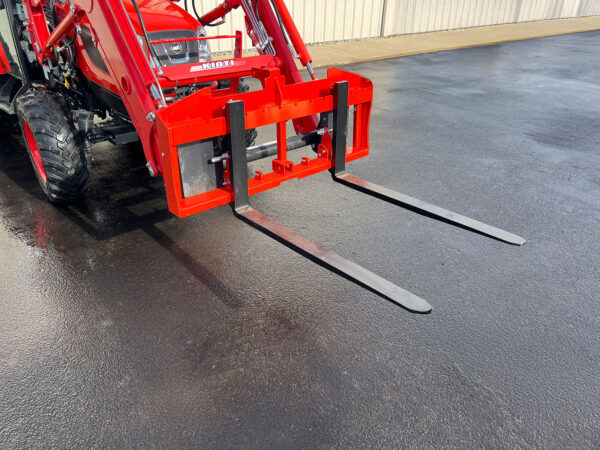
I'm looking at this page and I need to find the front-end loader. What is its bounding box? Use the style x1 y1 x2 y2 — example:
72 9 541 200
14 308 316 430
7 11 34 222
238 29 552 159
0 0 525 313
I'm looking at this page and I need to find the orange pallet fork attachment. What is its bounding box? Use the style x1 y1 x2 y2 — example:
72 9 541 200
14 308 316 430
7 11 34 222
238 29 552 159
156 67 373 218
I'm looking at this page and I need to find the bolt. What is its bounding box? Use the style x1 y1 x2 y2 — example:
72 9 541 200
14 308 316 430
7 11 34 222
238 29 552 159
146 162 155 177
146 112 156 122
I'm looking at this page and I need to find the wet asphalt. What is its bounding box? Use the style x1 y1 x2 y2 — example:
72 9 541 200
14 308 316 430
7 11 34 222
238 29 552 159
1 31 600 448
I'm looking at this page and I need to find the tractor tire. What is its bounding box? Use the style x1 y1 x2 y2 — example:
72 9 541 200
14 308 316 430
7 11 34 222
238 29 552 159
16 89 89 202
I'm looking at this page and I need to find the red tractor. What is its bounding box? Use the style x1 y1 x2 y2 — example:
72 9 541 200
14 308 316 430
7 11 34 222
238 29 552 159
0 0 525 313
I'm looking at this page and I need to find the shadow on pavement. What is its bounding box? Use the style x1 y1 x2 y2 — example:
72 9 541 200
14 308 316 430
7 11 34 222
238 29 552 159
0 132 244 309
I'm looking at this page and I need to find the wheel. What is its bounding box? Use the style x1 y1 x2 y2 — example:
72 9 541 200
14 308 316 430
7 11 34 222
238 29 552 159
16 89 89 202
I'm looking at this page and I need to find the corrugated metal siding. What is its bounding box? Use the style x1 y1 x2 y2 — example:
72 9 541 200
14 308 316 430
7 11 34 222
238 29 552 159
185 0 600 52
292 0 383 44
561 0 583 17
518 0 565 21
578 0 600 15
384 0 600 36
383 0 519 35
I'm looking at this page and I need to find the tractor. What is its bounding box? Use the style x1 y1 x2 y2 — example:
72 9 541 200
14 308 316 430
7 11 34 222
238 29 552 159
0 0 525 313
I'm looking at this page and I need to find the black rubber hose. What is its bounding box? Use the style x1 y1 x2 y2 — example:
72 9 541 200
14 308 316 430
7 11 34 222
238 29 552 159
268 0 291 47
193 1 221 27
130 0 161 66
59 21 78 49
191 0 203 24
191 0 219 27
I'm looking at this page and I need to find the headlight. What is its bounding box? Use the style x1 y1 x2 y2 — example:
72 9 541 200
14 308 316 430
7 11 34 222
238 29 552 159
196 26 211 62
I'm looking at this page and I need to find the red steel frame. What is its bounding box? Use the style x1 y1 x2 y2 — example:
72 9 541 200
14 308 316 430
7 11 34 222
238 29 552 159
23 0 374 218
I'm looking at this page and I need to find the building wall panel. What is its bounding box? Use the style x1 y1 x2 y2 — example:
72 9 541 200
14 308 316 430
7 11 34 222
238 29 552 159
184 0 600 53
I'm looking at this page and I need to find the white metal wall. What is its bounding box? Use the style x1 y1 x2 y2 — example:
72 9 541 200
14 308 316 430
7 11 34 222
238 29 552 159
383 0 520 35
286 0 384 44
384 0 600 35
187 0 600 52
576 0 600 15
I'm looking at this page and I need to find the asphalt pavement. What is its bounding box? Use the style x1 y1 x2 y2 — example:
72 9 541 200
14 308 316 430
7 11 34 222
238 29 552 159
1 31 599 448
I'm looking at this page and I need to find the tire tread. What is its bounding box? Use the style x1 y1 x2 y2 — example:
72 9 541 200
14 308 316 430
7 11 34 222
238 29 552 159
16 89 89 202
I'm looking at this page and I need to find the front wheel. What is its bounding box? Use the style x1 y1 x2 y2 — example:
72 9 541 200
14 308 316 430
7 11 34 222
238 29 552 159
16 89 89 202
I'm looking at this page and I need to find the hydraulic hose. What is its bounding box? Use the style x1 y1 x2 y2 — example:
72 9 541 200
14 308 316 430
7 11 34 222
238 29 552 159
269 0 291 48
268 0 316 79
130 0 162 69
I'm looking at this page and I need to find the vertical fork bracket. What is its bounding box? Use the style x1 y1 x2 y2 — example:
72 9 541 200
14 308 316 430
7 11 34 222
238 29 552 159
227 100 250 212
331 82 526 246
228 99 432 314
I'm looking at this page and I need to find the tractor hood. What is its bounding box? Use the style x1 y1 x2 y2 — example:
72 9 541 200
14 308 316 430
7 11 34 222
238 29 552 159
123 0 199 34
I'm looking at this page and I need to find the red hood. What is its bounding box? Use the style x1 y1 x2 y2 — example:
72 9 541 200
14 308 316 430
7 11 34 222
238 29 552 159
123 0 199 34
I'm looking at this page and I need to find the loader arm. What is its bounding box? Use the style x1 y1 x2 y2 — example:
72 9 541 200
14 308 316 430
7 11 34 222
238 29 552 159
76 0 164 174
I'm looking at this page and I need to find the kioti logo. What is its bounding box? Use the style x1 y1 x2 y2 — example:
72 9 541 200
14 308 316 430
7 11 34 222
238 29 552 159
191 60 235 72
170 43 183 53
